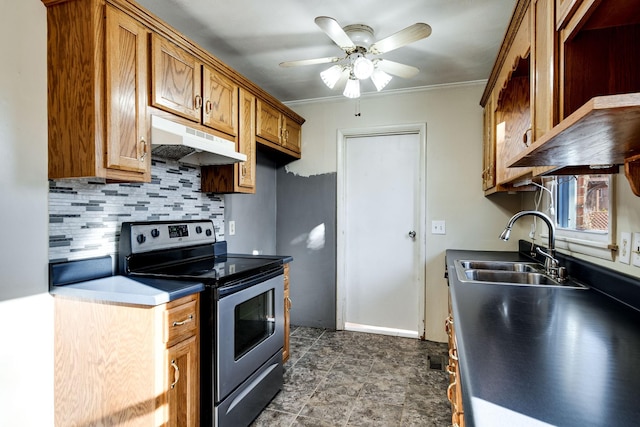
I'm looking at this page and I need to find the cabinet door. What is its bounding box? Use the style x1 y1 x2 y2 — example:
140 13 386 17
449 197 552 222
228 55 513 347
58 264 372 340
256 99 282 144
482 98 496 191
532 0 556 141
238 88 256 190
105 6 149 175
555 0 581 29
283 263 291 362
166 335 199 427
151 34 202 122
203 65 238 136
282 118 302 154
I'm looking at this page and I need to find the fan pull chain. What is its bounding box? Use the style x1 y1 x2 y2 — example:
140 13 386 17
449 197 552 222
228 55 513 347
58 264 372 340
355 100 361 117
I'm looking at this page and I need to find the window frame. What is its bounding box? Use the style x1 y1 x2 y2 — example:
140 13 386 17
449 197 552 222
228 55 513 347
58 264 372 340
543 175 616 261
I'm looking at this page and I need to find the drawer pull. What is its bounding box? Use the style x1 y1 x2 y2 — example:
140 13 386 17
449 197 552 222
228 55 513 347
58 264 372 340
449 348 459 361
170 359 180 389
173 314 194 327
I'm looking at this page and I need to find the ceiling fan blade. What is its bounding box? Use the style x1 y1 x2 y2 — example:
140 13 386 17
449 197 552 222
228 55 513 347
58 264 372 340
315 16 356 51
369 23 432 55
279 57 341 67
376 60 419 78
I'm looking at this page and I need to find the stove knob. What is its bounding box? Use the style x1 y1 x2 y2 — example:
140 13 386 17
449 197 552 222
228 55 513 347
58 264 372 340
136 234 146 244
195 226 202 234
150 228 160 238
206 229 212 237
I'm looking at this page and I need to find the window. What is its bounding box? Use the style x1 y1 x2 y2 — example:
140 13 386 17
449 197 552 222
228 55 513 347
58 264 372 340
546 174 614 260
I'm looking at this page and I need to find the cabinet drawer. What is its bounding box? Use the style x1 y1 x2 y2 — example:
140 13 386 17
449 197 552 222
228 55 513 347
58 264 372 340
165 299 197 346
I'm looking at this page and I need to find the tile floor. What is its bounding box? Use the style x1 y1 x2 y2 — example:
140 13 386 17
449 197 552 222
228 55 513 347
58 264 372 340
251 326 452 427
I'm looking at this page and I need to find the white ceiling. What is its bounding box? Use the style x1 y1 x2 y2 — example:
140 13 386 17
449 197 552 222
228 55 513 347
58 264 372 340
135 0 518 102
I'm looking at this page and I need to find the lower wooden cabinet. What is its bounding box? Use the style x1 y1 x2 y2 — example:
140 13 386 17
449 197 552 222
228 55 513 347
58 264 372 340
446 293 465 427
283 263 292 362
54 293 199 427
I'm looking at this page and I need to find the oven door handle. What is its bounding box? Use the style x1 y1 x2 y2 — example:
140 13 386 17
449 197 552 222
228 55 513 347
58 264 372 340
217 267 283 298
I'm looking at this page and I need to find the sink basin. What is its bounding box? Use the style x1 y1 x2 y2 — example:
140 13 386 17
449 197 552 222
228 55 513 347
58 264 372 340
464 270 557 285
454 260 588 289
457 260 542 272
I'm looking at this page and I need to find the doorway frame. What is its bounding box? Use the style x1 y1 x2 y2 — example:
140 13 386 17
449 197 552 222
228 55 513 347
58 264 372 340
336 123 427 338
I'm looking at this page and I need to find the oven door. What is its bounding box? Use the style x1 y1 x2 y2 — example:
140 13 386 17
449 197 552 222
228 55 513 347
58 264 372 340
215 268 284 401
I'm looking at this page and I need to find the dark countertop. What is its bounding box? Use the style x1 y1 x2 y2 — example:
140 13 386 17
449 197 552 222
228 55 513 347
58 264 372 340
446 249 640 427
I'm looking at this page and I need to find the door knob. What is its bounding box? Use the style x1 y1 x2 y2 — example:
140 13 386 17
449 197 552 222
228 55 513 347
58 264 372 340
408 231 416 239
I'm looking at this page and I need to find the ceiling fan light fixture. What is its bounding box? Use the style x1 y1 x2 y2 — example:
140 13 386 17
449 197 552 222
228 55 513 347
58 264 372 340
320 65 343 89
343 77 360 98
371 69 392 91
352 56 374 80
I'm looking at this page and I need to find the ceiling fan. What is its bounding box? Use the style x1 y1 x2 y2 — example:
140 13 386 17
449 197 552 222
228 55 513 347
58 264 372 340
280 16 432 98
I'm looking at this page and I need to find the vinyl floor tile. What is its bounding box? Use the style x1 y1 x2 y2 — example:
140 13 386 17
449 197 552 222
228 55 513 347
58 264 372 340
250 326 451 427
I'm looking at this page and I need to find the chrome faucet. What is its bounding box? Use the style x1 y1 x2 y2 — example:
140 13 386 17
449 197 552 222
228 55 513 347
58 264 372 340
499 210 564 280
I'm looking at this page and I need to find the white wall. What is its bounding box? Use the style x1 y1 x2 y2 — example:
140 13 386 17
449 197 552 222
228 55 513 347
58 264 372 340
286 83 525 341
0 1 53 425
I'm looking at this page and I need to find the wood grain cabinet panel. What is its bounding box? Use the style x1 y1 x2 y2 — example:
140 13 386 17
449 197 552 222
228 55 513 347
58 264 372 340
43 0 150 182
256 99 283 144
151 34 202 122
105 6 149 175
203 66 239 137
282 118 302 154
201 88 256 193
283 263 291 362
54 294 199 427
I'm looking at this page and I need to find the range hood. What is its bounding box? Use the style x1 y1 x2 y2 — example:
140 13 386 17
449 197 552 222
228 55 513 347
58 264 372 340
150 115 247 166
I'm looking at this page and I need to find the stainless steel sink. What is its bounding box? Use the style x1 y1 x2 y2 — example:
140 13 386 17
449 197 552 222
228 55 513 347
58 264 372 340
457 260 542 272
454 260 588 289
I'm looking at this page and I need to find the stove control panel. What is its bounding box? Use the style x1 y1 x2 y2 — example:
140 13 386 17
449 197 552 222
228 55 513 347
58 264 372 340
122 220 217 254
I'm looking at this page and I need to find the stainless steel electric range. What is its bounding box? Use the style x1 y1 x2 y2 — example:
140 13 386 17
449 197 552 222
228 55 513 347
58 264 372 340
118 220 285 427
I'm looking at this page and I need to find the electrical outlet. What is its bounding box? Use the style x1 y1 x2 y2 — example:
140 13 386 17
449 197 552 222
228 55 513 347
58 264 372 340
632 232 640 268
431 220 446 235
228 220 236 236
620 232 631 264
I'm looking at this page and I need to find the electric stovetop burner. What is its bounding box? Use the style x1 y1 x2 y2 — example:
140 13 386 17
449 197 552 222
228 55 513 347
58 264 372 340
118 220 282 287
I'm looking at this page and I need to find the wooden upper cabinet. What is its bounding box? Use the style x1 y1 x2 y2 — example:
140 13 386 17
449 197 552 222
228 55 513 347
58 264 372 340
555 0 582 29
256 99 302 156
282 118 302 154
256 99 282 144
200 88 256 194
203 66 238 137
43 0 150 182
105 6 149 175
482 95 496 191
151 34 202 122
237 89 256 190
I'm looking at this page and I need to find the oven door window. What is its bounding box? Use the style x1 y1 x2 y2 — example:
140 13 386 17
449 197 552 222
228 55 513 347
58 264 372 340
234 289 275 360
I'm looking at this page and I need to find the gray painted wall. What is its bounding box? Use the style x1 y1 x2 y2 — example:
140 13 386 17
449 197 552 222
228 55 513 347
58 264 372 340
276 170 337 329
224 152 277 254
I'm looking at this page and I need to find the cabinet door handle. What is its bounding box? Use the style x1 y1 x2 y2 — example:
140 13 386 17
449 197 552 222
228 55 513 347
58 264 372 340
449 348 458 361
139 137 147 162
195 95 203 110
173 314 194 327
241 164 247 176
286 296 292 310
170 359 180 389
205 100 212 114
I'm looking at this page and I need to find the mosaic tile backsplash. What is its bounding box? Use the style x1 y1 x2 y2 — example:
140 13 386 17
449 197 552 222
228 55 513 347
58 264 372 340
48 158 224 262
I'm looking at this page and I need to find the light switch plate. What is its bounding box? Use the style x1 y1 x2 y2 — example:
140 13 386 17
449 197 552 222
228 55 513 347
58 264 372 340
431 220 446 235
632 232 640 267
619 232 631 264
228 220 236 236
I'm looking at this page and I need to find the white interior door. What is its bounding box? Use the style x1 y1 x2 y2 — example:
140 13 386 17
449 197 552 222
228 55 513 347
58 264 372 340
339 129 425 338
